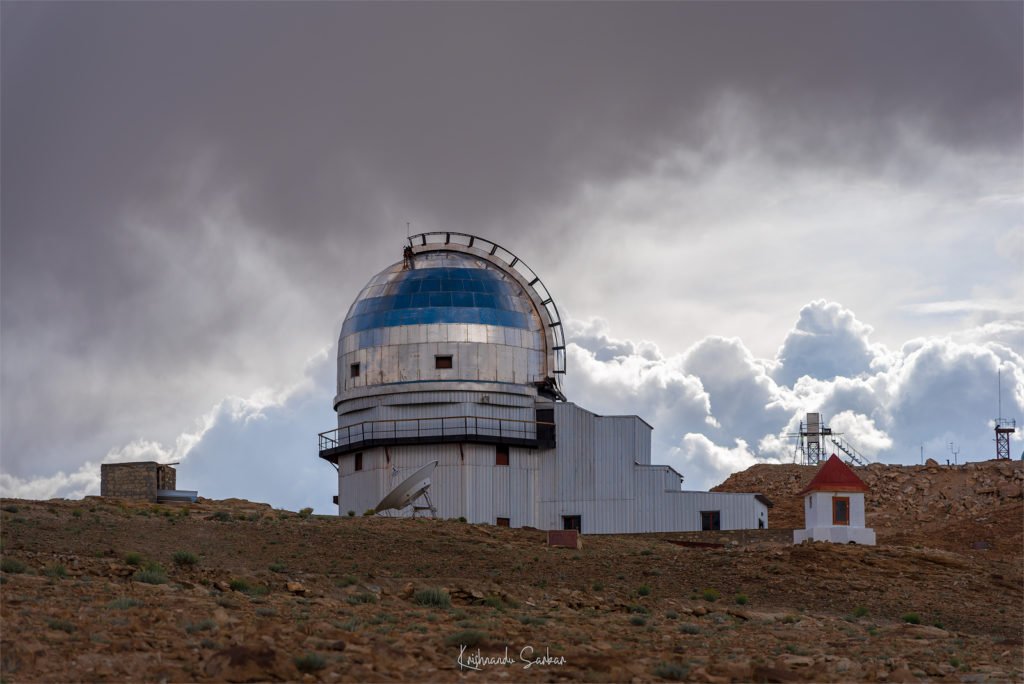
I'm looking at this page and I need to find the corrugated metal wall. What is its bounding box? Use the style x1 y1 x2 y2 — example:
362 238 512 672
335 401 769 534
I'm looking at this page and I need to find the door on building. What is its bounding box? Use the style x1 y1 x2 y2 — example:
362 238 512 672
562 515 581 532
700 510 721 531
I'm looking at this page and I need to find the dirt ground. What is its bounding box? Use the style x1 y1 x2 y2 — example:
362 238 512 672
1 461 1022 682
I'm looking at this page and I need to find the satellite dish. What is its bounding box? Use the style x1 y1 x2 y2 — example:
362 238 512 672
375 460 438 515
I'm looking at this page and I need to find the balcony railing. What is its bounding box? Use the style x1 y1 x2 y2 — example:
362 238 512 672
318 415 555 461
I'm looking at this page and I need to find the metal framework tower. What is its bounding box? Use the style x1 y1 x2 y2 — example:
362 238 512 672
995 419 1016 460
788 412 869 466
994 368 1017 460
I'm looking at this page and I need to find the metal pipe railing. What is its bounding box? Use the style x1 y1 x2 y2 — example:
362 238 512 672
318 415 553 452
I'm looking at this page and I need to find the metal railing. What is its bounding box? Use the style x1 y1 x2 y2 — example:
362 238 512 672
319 415 554 454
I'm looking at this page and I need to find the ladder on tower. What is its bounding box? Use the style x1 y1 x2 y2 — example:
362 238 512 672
830 436 870 467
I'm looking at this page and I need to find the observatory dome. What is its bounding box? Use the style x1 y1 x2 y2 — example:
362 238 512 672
335 243 562 409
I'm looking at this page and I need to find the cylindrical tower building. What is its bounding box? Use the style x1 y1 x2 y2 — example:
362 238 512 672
318 233 565 522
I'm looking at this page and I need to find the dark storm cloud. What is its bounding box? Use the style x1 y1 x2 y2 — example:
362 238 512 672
2 2 1021 479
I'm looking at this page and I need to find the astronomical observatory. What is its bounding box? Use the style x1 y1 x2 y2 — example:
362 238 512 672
318 233 770 533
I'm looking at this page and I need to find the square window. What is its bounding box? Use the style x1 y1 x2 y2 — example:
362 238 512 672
700 510 721 531
354 453 363 472
496 445 509 466
832 496 850 525
350 363 360 378
435 355 453 369
496 517 510 527
562 515 581 532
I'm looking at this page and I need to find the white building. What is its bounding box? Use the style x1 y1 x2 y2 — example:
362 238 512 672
793 454 876 545
318 232 771 534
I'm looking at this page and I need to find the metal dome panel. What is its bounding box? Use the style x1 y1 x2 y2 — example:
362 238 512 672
341 265 532 337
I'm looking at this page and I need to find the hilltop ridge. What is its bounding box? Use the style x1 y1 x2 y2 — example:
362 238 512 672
714 458 1024 555
0 460 1021 682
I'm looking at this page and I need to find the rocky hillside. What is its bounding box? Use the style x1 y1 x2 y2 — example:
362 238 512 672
714 458 1024 555
0 470 1021 682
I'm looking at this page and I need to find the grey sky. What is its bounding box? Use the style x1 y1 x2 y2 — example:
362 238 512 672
2 2 1021 504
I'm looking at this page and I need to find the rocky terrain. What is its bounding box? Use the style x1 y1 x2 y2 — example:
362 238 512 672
714 457 1024 555
1 459 1021 683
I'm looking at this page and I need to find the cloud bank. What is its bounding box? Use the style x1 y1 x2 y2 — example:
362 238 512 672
2 301 1021 508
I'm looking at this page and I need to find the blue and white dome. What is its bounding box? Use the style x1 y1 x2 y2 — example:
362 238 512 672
335 244 561 409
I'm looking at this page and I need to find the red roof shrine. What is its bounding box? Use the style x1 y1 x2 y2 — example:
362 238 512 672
799 454 869 495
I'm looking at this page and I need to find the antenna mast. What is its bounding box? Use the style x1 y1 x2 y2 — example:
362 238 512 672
994 365 1017 460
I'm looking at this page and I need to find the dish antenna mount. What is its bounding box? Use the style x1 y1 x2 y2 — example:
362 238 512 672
374 460 438 518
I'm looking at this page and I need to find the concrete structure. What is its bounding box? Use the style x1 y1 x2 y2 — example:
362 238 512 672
100 461 197 503
101 461 176 501
793 454 876 545
319 233 771 533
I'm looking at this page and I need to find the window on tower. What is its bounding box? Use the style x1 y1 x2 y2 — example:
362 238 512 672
350 363 360 378
435 355 453 369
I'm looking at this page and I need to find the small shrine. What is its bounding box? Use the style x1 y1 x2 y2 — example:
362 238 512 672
793 454 876 545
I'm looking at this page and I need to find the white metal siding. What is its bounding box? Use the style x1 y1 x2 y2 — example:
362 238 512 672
335 401 770 534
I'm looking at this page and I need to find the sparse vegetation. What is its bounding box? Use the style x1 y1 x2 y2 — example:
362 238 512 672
298 507 314 518
212 511 231 522
679 623 700 635
44 564 67 579
47 618 76 633
133 563 168 585
293 653 327 673
665 610 679 620
518 615 546 626
107 597 142 610
124 552 143 566
592 582 604 591
229 578 251 592
185 619 216 634
2 504 18 513
630 615 647 626
336 575 358 587
653 662 688 681
444 630 486 647
347 592 377 604
637 585 651 596
702 588 719 602
172 551 198 567
413 587 451 608
458 516 467 523
735 593 748 605
347 510 356 517
853 605 868 618
363 509 376 517
268 562 286 573
1 558 27 574
902 612 921 625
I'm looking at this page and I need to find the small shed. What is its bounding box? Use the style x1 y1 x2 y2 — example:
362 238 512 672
793 454 876 545
100 461 197 503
